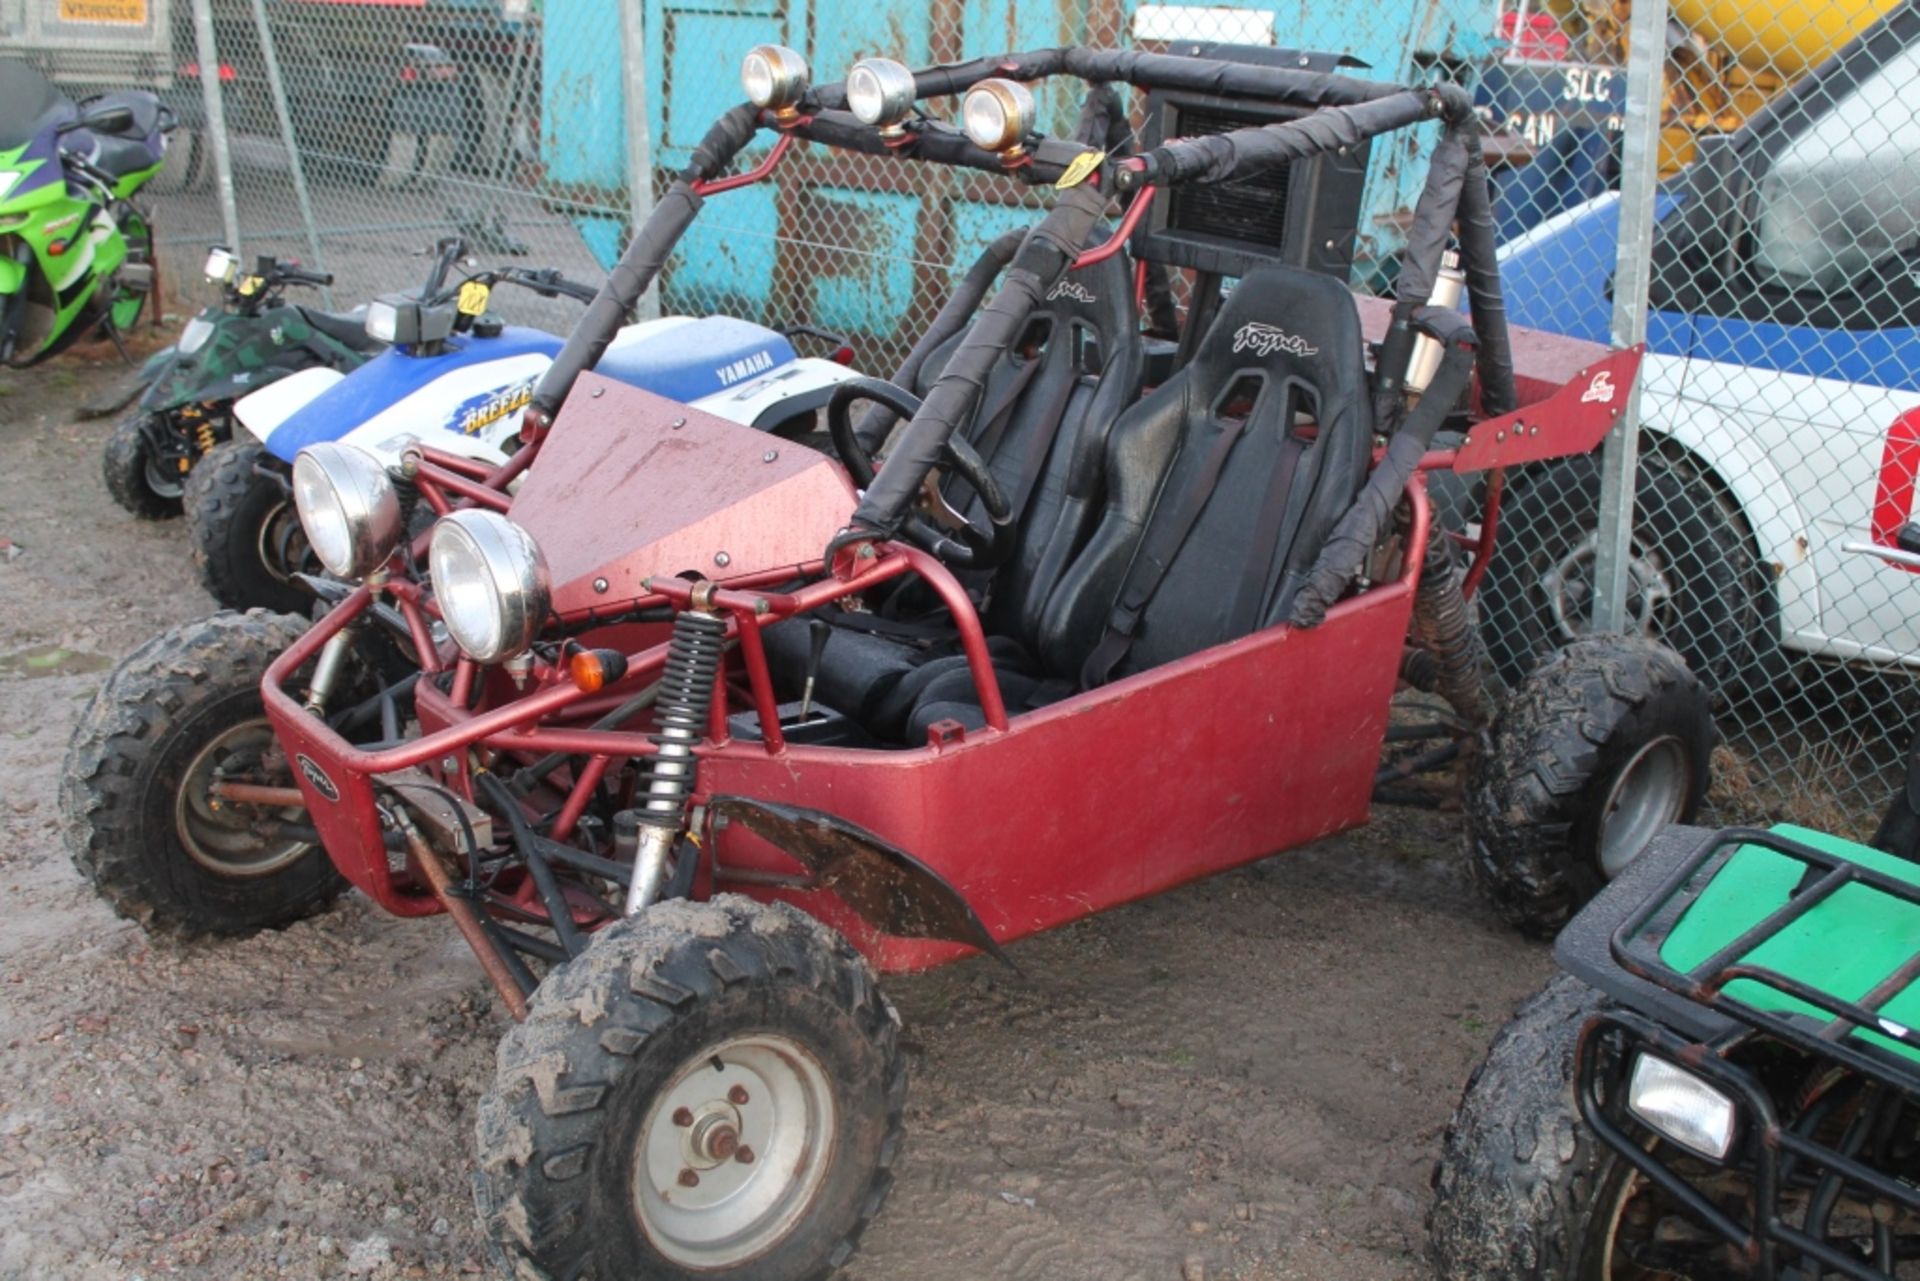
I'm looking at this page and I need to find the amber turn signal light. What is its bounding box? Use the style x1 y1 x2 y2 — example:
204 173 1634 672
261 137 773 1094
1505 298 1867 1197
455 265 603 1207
569 647 628 693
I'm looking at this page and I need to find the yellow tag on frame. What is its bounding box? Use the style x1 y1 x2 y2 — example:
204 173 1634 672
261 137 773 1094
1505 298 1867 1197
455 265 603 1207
1055 150 1106 190
457 281 492 316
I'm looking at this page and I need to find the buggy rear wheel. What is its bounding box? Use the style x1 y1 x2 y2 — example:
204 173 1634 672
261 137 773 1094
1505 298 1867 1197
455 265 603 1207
1466 636 1713 938
59 610 347 938
103 411 184 519
474 896 906 1281
185 440 313 614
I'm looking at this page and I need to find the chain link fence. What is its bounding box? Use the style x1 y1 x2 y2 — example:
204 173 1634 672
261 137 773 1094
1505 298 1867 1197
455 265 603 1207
18 0 1920 831
1475 0 1920 837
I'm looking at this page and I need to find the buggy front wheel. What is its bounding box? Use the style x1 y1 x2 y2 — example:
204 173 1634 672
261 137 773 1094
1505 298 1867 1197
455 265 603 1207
59 610 347 937
474 896 906 1281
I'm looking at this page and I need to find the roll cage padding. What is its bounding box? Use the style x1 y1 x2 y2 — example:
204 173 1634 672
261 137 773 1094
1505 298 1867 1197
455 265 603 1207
853 229 1025 453
528 103 759 420
1289 308 1478 629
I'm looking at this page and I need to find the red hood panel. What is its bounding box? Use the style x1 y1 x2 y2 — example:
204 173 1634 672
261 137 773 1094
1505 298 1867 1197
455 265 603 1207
508 374 857 615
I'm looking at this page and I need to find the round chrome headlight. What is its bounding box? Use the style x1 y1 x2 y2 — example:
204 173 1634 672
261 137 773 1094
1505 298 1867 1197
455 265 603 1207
847 58 915 135
961 78 1035 153
741 45 809 113
427 509 551 664
291 443 402 579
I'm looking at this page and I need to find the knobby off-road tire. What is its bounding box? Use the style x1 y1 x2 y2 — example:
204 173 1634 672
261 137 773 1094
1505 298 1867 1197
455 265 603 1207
185 440 310 614
1431 973 1615 1279
60 610 347 938
474 896 907 1281
1468 636 1713 938
103 411 182 519
1480 451 1758 700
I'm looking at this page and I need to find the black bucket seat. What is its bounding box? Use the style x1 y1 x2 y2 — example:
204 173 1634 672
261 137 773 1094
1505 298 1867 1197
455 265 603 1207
872 264 1378 741
763 240 1145 729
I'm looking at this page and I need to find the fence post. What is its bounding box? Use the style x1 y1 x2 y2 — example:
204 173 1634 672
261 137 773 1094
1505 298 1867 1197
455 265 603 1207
188 0 242 262
1592 0 1668 632
616 0 660 320
246 0 332 308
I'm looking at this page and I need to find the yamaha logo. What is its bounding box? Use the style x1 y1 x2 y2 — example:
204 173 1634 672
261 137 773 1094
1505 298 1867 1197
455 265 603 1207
295 754 340 803
716 350 777 386
1232 322 1318 358
1048 280 1096 304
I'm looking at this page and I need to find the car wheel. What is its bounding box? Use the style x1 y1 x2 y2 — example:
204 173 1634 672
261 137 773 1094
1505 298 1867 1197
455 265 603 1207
1480 450 1760 700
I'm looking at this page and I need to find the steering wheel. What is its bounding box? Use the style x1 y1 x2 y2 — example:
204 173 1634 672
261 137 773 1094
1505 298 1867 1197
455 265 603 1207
827 377 1017 570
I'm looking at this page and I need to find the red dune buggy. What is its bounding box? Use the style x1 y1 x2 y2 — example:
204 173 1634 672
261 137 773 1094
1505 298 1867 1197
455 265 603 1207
64 43 1712 1279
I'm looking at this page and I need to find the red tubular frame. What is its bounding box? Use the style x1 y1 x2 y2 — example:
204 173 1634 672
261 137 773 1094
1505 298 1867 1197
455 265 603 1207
1073 185 1157 268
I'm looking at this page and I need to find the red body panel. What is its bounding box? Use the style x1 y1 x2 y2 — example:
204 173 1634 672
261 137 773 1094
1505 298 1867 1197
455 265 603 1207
1873 407 1920 571
701 574 1415 971
507 376 858 616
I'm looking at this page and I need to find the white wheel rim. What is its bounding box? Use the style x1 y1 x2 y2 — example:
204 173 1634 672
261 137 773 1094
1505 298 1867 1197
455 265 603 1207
1597 735 1691 879
174 717 313 877
632 1032 837 1268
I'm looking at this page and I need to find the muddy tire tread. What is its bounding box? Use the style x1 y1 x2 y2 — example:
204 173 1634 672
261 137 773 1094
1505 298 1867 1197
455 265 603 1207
474 895 906 1281
184 439 303 612
1430 973 1613 1280
102 412 181 520
58 610 344 938
1467 635 1712 938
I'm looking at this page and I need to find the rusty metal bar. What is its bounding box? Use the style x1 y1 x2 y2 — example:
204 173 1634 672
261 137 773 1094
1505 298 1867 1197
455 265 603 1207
392 810 529 1020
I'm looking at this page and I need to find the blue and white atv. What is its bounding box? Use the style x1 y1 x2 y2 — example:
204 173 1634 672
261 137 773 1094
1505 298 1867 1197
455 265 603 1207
187 265 861 613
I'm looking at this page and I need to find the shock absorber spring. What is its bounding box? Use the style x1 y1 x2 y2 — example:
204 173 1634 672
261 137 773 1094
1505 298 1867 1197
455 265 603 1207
195 416 217 454
622 607 727 914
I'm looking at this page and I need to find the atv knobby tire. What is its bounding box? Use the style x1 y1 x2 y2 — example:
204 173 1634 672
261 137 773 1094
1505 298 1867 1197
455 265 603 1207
475 895 906 1281
1430 973 1615 1279
185 440 311 614
1468 636 1713 938
103 411 182 519
60 610 347 937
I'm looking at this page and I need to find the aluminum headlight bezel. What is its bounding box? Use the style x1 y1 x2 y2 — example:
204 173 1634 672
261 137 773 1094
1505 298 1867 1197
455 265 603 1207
741 45 810 115
1625 1052 1739 1162
847 58 916 136
291 442 403 580
427 509 551 664
961 78 1035 153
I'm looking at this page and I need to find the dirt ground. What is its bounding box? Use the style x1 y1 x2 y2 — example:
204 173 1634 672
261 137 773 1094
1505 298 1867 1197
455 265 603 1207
0 350 1551 1280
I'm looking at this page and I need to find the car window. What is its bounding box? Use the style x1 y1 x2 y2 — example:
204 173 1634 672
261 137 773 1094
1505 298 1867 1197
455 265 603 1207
1753 39 1920 294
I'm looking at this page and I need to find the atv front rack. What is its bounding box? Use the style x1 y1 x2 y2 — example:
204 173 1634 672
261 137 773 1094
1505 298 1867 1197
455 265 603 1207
1609 825 1920 1095
1578 1008 1920 1281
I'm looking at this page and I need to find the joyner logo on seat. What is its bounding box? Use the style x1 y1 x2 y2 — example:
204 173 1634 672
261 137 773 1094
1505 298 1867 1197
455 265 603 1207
1233 322 1318 358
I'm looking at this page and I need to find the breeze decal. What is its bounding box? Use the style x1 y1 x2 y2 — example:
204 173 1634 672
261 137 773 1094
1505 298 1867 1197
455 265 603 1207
448 376 536 437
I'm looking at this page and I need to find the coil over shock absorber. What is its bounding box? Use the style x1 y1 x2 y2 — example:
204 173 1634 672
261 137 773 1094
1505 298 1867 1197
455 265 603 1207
620 606 728 913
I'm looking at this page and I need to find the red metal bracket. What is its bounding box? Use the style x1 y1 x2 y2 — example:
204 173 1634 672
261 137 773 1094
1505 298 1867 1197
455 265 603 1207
692 133 798 196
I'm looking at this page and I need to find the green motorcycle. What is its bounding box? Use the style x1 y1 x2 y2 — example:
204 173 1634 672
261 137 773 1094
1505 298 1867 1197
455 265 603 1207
104 247 384 519
0 59 171 367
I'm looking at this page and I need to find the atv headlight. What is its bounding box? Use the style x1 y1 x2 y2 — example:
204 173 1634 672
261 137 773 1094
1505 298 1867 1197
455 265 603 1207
177 313 215 355
364 294 454 347
847 58 915 136
961 78 1035 154
292 443 402 580
428 510 550 664
741 45 809 114
1627 1053 1737 1161
203 245 237 284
